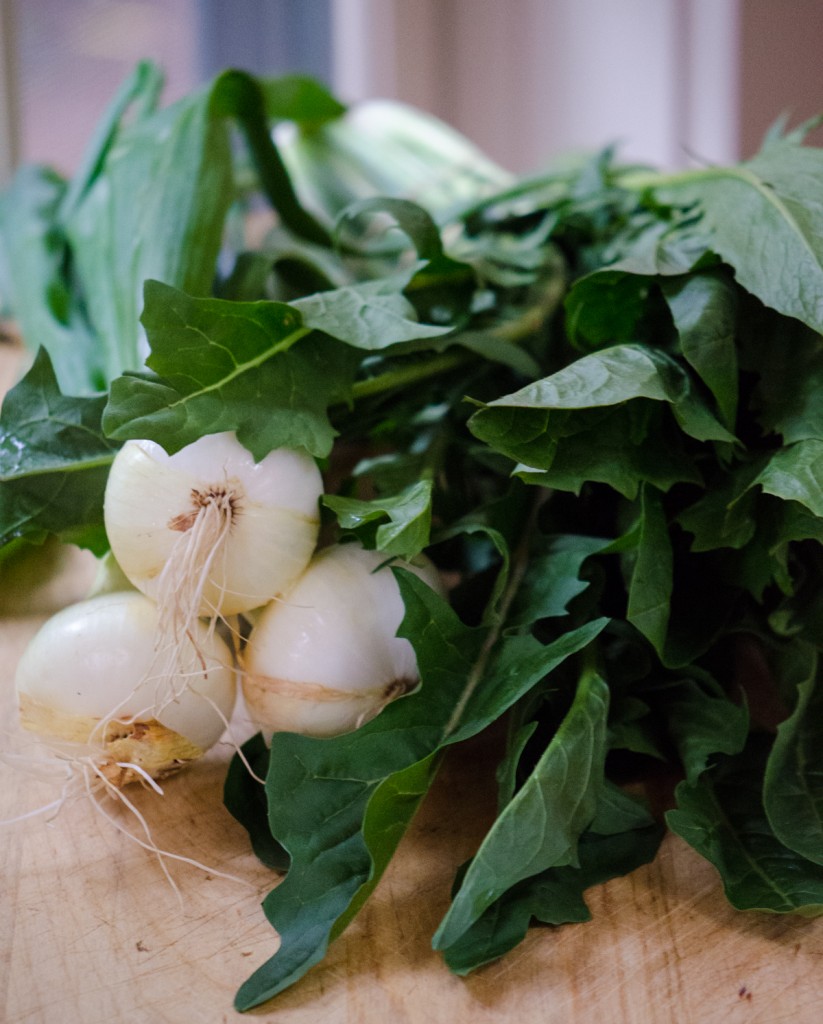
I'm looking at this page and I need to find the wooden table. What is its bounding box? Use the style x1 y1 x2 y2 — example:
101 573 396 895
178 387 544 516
2 341 823 1023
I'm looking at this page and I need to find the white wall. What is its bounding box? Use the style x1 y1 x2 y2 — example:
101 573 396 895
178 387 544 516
332 0 743 174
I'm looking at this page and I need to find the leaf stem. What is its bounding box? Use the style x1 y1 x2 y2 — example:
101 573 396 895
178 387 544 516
220 72 333 248
347 280 561 407
443 489 547 739
349 351 470 402
616 164 740 193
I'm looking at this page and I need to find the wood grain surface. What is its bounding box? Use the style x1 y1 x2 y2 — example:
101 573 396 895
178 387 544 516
2 341 823 1024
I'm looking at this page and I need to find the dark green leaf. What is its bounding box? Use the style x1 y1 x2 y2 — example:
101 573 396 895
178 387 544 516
663 270 738 429
741 315 823 444
433 670 610 951
677 459 764 552
664 678 749 784
754 440 823 518
564 270 651 347
667 736 823 915
655 138 823 334
626 486 672 656
607 696 667 760
212 70 331 246
102 281 359 459
506 533 611 628
331 752 441 936
260 75 346 126
293 267 452 348
233 571 607 1010
223 734 288 872
322 479 433 559
764 645 823 865
469 344 735 473
443 783 662 974
516 403 702 500
0 348 118 549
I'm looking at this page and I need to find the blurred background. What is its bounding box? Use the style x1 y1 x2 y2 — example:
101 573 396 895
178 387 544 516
1 0 821 183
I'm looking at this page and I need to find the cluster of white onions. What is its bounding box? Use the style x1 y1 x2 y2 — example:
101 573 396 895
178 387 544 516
15 430 322 787
15 430 439 793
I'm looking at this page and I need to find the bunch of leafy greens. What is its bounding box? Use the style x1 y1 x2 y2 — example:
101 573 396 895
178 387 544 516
3 63 823 1012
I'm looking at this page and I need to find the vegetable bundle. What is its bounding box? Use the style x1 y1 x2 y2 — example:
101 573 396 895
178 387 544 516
3 62 823 1014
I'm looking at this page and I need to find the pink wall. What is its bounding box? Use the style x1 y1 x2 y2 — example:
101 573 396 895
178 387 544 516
739 0 823 157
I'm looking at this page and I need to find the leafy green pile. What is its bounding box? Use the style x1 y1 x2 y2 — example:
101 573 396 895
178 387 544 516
3 64 823 1012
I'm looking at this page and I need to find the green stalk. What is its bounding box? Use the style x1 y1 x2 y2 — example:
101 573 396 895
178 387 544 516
615 164 732 193
215 71 333 248
443 489 546 739
349 351 470 402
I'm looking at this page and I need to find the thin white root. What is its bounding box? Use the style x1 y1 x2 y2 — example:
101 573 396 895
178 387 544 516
2 794 71 826
85 761 183 905
3 745 252 899
222 739 266 786
0 744 82 825
155 486 235 653
86 760 254 900
115 761 165 795
198 688 267 786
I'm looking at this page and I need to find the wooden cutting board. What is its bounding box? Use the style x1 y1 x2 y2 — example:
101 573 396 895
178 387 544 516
2 342 823 1023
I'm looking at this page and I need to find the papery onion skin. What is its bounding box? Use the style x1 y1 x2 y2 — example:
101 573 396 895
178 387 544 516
103 432 323 617
15 592 237 784
242 543 442 738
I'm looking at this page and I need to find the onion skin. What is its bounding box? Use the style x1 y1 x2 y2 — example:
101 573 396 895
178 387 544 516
103 432 323 617
14 592 237 785
242 543 442 738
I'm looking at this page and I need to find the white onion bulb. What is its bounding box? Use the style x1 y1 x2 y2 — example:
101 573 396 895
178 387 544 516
103 431 323 620
242 543 442 738
15 592 237 786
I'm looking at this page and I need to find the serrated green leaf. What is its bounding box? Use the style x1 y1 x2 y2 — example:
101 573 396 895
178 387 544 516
469 344 736 473
0 348 118 549
506 533 611 628
677 459 764 552
753 440 823 518
607 695 667 760
764 645 823 865
667 736 823 915
515 402 702 500
655 138 823 334
293 267 452 348
433 670 609 951
664 678 749 785
102 281 359 459
443 784 662 975
741 314 823 444
323 479 433 559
